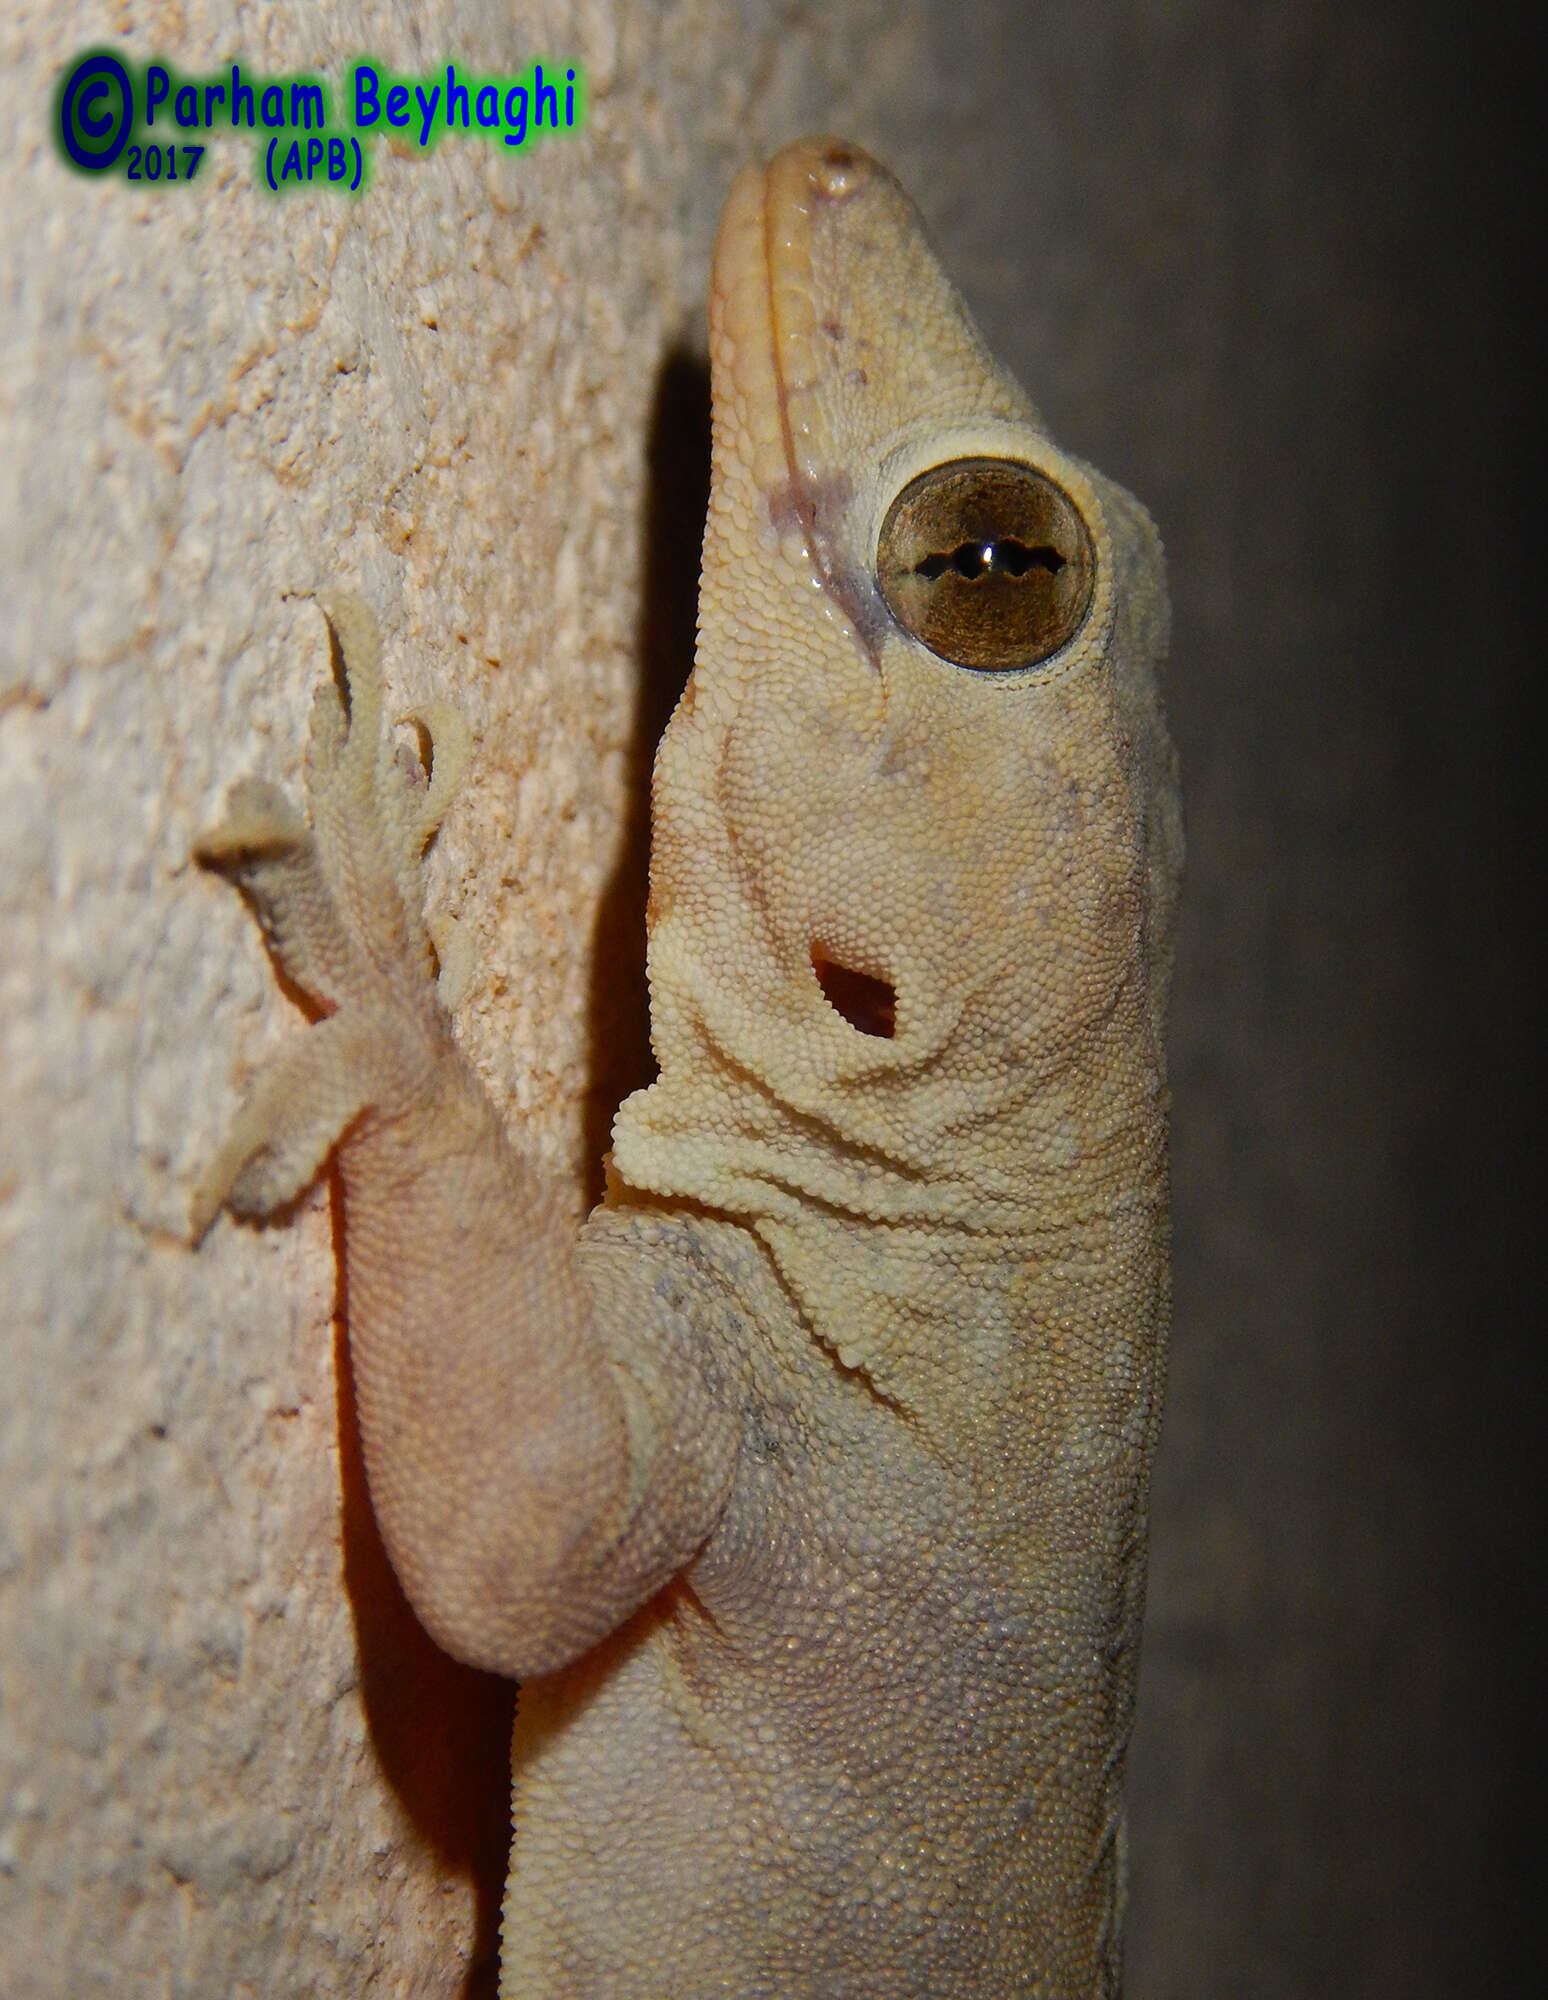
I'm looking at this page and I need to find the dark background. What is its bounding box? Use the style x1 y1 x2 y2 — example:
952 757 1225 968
880 6 1539 1991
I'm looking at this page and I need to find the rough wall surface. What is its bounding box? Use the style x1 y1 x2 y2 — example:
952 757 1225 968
0 2 935 1990
2 2 1531 1996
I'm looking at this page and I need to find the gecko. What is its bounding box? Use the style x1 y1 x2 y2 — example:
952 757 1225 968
194 139 1182 1998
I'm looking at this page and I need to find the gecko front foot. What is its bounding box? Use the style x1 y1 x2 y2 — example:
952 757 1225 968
191 595 471 1240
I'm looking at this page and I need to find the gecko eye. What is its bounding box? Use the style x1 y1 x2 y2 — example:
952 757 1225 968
876 458 1095 671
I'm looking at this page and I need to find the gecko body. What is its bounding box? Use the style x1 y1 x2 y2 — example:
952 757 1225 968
197 139 1181 1998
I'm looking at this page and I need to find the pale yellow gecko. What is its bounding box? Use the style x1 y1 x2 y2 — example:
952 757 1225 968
195 138 1182 1999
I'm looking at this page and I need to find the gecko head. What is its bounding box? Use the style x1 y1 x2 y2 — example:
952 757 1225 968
620 140 1181 1213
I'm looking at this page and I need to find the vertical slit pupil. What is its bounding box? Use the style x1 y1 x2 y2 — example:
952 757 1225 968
913 538 1064 581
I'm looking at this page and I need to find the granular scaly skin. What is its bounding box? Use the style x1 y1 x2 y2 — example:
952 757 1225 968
196 139 1182 1998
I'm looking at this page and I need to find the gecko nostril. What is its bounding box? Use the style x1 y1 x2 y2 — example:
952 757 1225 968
810 948 896 1039
812 143 866 201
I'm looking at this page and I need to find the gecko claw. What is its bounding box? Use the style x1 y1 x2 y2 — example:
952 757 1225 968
194 589 474 1237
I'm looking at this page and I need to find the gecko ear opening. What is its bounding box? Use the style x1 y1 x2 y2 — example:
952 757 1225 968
810 948 897 1039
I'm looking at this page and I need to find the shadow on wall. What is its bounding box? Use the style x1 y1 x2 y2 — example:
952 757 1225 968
583 349 712 1202
332 1164 516 1999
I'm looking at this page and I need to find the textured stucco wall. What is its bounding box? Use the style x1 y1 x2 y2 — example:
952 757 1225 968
3 1 1531 1995
0 2 937 1989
